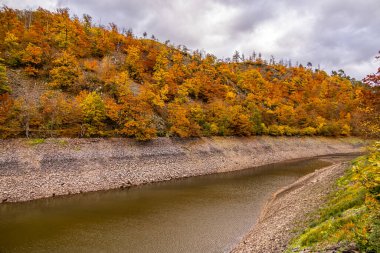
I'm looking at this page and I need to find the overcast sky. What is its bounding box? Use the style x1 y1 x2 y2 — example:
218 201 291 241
2 0 379 80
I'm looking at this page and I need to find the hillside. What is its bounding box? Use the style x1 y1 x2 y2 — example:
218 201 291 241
0 7 379 140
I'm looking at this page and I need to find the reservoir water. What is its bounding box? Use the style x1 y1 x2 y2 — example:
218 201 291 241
0 154 358 253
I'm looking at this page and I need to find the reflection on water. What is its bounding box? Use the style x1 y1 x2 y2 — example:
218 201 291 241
0 154 359 253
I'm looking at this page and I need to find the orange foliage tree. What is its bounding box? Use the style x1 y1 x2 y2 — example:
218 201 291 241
0 6 378 139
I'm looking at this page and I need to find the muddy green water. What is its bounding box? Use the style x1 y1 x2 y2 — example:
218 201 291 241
0 155 358 253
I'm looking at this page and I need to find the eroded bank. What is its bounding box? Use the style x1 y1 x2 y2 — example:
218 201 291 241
0 136 364 202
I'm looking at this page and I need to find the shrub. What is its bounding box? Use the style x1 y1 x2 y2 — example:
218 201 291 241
300 126 317 136
267 125 284 136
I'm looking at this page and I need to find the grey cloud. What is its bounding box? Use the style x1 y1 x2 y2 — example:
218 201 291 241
2 0 379 79
306 0 380 71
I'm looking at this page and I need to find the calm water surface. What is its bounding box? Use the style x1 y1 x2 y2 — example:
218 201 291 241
0 154 358 253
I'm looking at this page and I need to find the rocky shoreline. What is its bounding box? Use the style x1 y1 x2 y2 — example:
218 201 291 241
0 136 364 203
231 162 352 253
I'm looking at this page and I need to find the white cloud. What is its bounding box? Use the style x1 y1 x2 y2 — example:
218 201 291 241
1 0 60 10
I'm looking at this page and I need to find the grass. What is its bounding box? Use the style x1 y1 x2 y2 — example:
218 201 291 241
338 137 367 145
26 138 45 145
287 142 380 252
54 139 69 146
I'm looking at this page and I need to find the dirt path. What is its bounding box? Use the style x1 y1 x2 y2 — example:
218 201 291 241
231 162 349 253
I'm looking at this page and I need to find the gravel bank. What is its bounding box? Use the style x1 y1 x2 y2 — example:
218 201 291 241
231 162 350 253
0 136 363 203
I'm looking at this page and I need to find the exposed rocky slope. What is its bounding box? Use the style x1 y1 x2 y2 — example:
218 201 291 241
231 162 350 253
0 136 364 202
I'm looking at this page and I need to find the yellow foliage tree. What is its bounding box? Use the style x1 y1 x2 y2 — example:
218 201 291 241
79 91 106 136
49 51 81 91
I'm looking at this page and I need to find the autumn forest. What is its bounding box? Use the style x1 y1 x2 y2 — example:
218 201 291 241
0 7 379 140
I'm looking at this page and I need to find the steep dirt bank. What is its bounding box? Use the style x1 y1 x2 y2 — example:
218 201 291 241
0 136 364 203
231 162 350 253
